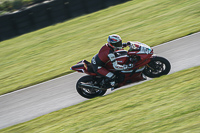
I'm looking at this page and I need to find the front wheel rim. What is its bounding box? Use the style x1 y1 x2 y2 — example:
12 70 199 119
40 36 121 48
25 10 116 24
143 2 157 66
146 61 167 76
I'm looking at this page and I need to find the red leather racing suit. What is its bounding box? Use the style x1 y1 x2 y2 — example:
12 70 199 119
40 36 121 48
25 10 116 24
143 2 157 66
91 44 124 78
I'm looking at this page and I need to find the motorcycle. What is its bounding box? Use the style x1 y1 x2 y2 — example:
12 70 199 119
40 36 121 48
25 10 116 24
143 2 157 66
70 42 171 99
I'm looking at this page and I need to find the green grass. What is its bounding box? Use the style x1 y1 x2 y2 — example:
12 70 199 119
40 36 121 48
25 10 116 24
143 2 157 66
0 0 200 95
1 66 200 133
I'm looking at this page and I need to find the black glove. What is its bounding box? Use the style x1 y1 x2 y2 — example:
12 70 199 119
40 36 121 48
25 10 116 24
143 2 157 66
122 42 132 48
127 41 131 46
122 43 127 48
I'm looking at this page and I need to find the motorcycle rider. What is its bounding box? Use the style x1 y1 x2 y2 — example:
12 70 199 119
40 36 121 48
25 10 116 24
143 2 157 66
91 34 133 90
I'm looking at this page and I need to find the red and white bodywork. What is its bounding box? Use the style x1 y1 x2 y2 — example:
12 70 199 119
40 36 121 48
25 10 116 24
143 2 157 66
70 42 171 98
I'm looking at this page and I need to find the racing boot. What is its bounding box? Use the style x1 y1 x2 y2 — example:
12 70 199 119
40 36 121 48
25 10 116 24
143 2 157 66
141 73 147 80
110 81 116 91
104 72 117 90
109 75 117 91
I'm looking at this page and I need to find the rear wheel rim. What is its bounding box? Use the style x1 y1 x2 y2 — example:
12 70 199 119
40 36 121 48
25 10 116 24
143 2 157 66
80 82 102 96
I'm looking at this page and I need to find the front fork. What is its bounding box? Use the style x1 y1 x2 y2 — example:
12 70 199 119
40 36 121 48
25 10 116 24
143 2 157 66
145 54 157 71
146 64 155 71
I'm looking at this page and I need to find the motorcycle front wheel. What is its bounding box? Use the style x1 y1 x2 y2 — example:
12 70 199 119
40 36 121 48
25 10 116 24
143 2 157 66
76 75 107 99
143 56 171 78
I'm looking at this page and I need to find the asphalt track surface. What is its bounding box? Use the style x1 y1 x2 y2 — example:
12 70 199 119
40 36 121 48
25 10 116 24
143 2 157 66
0 32 200 129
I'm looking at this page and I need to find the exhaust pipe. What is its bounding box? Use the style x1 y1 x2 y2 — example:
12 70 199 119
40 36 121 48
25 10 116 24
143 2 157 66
78 83 106 90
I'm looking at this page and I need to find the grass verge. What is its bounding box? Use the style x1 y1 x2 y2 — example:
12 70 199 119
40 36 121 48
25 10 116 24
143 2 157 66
0 0 200 95
1 66 200 132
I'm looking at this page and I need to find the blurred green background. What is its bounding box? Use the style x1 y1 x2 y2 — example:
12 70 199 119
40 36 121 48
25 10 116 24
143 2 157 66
0 0 200 95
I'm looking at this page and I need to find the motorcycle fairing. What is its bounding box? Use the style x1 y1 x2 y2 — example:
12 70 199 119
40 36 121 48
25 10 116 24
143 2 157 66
70 60 97 75
71 44 153 86
117 72 144 87
70 61 85 73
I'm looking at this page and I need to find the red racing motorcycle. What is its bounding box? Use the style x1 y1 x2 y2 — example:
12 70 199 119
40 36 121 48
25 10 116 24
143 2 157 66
70 42 171 99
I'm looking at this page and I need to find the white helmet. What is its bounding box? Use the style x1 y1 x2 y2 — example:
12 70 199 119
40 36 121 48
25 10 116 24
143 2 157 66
107 34 122 49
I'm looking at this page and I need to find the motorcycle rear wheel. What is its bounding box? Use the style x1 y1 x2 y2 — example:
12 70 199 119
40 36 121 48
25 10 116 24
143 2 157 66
76 75 107 99
143 56 171 78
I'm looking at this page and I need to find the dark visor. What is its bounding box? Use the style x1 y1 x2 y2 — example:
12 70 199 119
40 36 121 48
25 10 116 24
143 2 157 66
111 40 122 47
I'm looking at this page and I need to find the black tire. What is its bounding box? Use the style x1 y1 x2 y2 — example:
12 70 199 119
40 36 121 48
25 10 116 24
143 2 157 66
76 75 107 99
143 56 171 78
